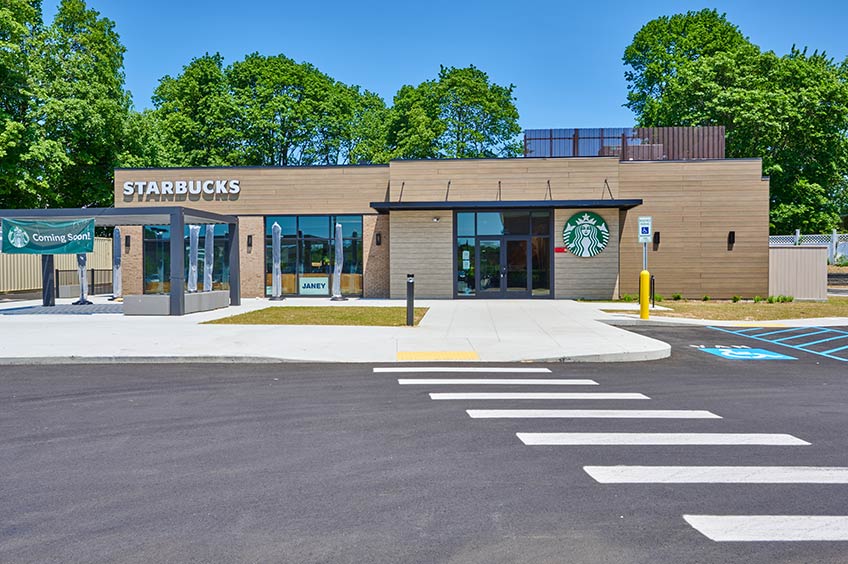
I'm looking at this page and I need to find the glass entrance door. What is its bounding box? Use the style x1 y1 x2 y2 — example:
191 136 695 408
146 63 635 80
478 239 502 294
475 237 530 298
504 238 529 295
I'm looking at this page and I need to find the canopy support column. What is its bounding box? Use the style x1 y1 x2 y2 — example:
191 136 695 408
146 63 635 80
41 255 55 307
169 210 185 316
228 220 241 306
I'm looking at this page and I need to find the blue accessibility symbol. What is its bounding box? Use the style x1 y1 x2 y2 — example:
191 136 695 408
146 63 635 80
700 348 796 360
640 227 650 234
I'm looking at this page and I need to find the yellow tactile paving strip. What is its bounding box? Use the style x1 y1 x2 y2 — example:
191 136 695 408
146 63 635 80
397 351 480 361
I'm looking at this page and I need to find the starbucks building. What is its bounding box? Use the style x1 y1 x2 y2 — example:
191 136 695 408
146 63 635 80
113 127 770 301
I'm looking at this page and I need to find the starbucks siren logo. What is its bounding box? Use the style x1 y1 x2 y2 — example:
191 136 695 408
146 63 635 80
8 226 29 249
563 212 609 257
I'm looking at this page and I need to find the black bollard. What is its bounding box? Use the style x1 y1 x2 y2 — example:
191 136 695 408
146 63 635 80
406 273 414 326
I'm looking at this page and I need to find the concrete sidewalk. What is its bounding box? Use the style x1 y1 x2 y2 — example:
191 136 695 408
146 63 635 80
0 297 670 364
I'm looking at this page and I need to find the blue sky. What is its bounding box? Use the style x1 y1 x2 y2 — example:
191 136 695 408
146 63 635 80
43 0 848 129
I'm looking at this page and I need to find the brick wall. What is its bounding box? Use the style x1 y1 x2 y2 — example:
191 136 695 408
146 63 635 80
239 216 265 297
363 214 390 298
121 225 143 295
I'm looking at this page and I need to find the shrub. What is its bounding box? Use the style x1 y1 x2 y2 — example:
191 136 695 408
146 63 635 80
753 296 764 303
672 293 682 301
732 295 741 303
779 295 794 303
654 294 664 302
702 295 710 301
621 294 636 302
767 295 777 304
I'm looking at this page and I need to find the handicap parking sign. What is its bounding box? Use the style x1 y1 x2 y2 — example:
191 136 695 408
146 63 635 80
640 227 650 235
700 348 796 360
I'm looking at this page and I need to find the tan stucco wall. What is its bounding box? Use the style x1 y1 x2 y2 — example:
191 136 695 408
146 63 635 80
554 209 620 299
389 211 454 299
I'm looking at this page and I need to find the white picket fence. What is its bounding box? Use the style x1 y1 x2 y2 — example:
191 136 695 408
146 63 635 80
769 230 848 264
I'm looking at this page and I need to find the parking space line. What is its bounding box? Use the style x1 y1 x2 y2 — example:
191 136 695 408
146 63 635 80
584 466 848 483
823 343 848 355
517 433 810 446
429 392 649 400
374 367 552 373
773 329 831 342
683 515 848 542
799 335 848 347
398 379 597 385
467 409 720 419
750 328 808 338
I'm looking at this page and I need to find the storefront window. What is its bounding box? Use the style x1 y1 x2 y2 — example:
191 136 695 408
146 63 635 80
143 225 230 294
454 211 551 298
265 215 363 297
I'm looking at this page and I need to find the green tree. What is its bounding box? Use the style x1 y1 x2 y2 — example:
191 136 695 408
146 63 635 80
152 53 239 167
623 9 750 125
624 12 848 233
226 53 387 166
0 0 42 208
386 65 521 160
1 0 130 209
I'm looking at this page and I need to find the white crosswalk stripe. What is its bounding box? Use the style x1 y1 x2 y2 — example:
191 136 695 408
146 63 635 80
376 367 552 373
429 392 649 400
467 409 720 419
683 515 848 542
584 466 848 483
399 378 597 385
517 433 810 446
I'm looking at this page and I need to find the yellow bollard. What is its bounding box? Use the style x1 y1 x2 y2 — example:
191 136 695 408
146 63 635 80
639 270 650 320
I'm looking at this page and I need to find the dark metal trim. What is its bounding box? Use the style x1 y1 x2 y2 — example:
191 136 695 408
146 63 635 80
371 199 642 213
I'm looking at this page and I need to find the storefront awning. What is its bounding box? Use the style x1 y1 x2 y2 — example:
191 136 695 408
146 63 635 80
370 199 642 213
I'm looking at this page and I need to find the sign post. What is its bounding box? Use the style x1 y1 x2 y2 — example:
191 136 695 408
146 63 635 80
637 216 653 320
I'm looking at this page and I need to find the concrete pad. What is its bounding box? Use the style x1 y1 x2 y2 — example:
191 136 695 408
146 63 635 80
0 296 671 364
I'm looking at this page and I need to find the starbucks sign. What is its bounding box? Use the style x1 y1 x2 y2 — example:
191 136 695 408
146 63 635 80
562 212 609 257
1 218 95 255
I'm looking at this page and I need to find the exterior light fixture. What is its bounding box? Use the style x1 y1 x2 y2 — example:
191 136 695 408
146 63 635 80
727 231 735 250
124 235 131 251
375 232 382 246
653 231 661 249
432 217 441 223
247 234 253 250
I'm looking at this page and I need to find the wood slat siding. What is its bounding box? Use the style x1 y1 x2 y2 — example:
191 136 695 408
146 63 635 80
618 160 769 298
0 238 112 293
633 127 725 161
388 158 620 202
555 209 620 299
115 167 389 215
389 211 454 298
769 246 828 301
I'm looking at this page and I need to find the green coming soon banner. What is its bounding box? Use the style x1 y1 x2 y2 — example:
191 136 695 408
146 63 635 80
1 218 95 255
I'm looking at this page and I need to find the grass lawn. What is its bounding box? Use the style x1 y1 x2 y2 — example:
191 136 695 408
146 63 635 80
205 306 429 326
604 297 848 321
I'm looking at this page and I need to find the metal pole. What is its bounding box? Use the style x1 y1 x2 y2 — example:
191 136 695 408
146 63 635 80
41 255 55 307
406 273 414 326
642 242 648 271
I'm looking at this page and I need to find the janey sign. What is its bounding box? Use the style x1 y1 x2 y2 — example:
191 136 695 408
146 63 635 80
562 212 609 257
1 218 95 255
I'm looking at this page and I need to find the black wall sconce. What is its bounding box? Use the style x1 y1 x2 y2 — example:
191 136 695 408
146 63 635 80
653 231 661 251
375 232 382 246
727 230 736 250
247 234 254 251
124 235 131 252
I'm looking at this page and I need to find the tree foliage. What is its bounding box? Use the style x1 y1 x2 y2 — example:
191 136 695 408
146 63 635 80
0 0 130 209
385 65 522 160
624 10 848 233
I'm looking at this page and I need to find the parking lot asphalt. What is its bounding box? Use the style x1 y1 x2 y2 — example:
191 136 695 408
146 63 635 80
1 325 847 563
